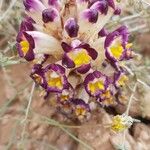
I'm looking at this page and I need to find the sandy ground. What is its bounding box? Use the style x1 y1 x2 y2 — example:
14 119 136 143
0 63 150 150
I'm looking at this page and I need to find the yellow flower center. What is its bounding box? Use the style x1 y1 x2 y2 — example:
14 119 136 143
109 43 124 60
68 49 91 67
46 71 63 89
20 40 29 55
75 107 86 116
48 77 63 88
118 75 128 86
88 80 105 94
61 94 69 101
101 90 111 99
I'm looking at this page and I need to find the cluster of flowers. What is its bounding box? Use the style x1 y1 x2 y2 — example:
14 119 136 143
16 0 134 122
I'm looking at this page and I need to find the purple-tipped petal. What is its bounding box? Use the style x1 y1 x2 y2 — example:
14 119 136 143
82 9 98 23
104 31 119 48
107 0 115 9
98 28 108 37
76 64 91 74
62 54 75 68
48 0 60 9
90 1 108 15
114 7 121 15
20 17 35 31
42 8 59 23
77 43 98 60
61 42 72 52
23 0 45 12
64 18 79 38
30 64 47 88
45 64 65 74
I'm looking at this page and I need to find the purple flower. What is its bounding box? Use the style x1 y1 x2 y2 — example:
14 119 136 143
62 40 98 74
105 26 133 63
84 71 109 97
16 18 36 61
57 84 74 104
44 64 69 93
30 64 46 88
114 71 128 88
42 8 59 23
71 99 91 121
16 31 35 61
64 18 79 38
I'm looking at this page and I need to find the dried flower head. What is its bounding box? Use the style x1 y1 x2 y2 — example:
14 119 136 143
111 114 140 132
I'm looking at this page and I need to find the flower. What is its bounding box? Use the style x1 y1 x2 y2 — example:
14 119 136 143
57 85 74 104
16 31 35 61
71 99 91 121
31 64 69 93
111 114 139 132
62 40 98 74
30 64 46 88
44 64 69 93
84 71 109 97
105 26 133 63
114 71 128 88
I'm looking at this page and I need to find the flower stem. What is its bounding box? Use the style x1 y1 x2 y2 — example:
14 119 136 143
21 82 35 123
20 82 35 147
125 82 138 115
122 82 137 149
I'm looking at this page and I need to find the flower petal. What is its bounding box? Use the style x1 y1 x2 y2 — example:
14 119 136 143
82 9 98 23
62 54 75 68
42 8 59 23
76 64 91 74
64 18 79 38
90 1 108 15
26 31 63 54
23 0 45 12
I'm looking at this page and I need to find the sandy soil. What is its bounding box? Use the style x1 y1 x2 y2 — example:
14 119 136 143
0 63 150 150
